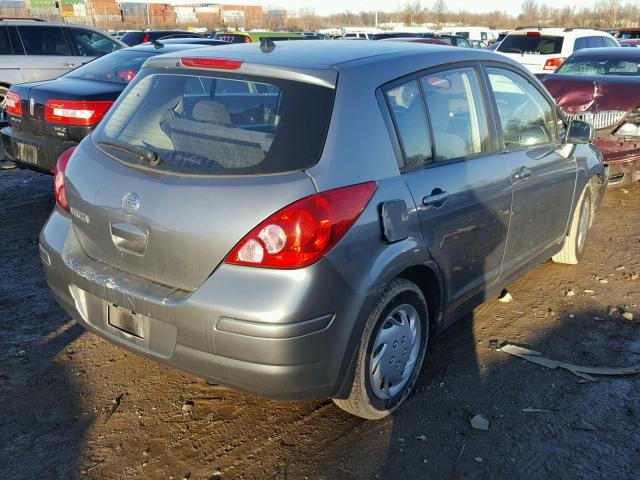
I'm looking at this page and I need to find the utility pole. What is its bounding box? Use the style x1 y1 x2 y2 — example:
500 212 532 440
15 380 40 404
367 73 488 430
146 0 150 26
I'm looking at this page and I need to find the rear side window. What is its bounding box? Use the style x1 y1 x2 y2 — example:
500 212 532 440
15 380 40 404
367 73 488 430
603 37 618 47
65 49 154 84
498 34 564 55
422 67 491 161
575 36 604 51
69 28 120 56
95 71 335 175
385 80 432 168
18 26 70 56
0 27 10 54
487 67 557 149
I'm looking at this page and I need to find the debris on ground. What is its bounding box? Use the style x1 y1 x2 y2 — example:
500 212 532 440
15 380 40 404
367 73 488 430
470 414 490 431
105 394 124 422
415 434 428 442
498 290 513 303
574 420 598 431
564 289 575 297
181 400 195 413
499 344 640 381
623 312 635 321
522 408 550 413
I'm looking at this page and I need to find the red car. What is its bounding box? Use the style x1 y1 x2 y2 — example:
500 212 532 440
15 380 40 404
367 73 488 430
542 47 640 186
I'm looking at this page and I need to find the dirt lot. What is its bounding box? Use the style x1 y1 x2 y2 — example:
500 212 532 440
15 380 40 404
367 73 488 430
1 163 639 480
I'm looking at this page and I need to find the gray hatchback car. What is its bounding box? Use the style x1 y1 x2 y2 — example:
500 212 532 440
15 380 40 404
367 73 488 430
40 41 607 419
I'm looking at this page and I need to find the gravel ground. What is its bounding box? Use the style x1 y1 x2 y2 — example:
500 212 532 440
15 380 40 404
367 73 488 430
1 162 639 480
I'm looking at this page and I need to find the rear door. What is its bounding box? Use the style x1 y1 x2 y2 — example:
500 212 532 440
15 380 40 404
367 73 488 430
484 65 576 272
0 26 23 91
387 65 512 314
15 25 77 82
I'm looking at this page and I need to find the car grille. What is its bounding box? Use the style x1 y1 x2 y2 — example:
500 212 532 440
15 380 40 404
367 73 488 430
565 110 626 130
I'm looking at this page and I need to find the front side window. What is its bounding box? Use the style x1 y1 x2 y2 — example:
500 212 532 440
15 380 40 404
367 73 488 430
18 26 70 56
487 67 557 149
69 28 120 56
385 80 432 168
422 67 491 161
94 71 335 175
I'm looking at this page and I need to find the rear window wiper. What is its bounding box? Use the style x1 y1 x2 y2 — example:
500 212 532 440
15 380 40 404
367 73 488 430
98 140 162 166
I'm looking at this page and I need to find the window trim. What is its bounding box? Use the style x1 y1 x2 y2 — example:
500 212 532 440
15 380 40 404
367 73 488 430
379 60 500 172
0 26 12 55
479 61 564 154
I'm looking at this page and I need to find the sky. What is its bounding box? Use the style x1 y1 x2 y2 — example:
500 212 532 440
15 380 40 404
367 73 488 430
166 0 611 17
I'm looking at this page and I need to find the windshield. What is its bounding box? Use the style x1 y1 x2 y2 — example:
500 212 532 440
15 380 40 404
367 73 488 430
94 70 335 175
498 34 564 55
556 56 640 76
66 49 155 84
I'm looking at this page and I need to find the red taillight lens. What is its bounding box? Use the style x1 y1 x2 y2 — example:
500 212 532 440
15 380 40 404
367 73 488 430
180 57 244 70
45 99 113 126
225 182 378 269
543 57 566 70
5 91 22 116
143 32 150 43
526 31 541 37
54 146 76 213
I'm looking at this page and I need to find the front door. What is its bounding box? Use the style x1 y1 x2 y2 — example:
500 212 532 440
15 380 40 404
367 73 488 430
16 25 77 82
484 66 577 273
384 66 513 314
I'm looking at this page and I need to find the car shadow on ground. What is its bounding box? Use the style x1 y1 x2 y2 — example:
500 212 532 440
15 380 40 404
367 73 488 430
288 305 640 480
0 168 89 479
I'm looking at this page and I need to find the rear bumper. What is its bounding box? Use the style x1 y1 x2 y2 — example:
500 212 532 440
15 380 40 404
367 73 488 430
1 126 76 174
40 210 369 400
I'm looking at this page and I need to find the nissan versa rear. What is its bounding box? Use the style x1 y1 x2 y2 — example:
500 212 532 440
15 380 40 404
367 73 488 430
41 42 607 419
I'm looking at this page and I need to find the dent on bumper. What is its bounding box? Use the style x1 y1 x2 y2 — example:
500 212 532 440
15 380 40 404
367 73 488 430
39 210 367 400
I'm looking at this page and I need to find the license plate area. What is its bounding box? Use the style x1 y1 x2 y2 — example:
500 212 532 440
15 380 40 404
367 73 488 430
16 141 38 165
108 304 145 339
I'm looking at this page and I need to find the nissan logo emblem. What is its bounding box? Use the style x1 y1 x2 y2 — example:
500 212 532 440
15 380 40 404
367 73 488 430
121 192 140 215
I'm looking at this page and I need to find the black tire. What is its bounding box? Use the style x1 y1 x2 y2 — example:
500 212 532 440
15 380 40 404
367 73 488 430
552 187 592 265
333 278 429 420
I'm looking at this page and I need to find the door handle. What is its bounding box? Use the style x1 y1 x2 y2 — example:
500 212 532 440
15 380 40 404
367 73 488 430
422 189 450 207
62 61 75 67
514 166 532 182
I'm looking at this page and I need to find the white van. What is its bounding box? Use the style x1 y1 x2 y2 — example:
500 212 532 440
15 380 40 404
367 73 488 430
440 26 496 43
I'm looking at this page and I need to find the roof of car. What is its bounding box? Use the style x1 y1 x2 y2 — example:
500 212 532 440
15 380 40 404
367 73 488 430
146 40 466 69
126 43 209 53
570 46 640 58
509 28 609 35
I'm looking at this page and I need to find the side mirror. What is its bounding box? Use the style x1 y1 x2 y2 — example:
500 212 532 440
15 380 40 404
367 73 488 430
566 120 595 144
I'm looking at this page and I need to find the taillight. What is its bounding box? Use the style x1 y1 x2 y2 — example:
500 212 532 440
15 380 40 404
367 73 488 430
5 91 22 116
143 32 150 43
225 182 378 269
180 57 244 70
54 147 76 213
45 99 113 126
526 31 541 37
543 57 566 71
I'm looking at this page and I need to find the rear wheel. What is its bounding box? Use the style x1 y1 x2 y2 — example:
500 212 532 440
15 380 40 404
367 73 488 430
552 187 592 265
333 278 429 420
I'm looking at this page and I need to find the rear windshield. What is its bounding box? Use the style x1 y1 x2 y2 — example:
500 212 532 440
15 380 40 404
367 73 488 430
498 34 564 55
556 56 640 76
93 70 335 175
65 49 155 84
